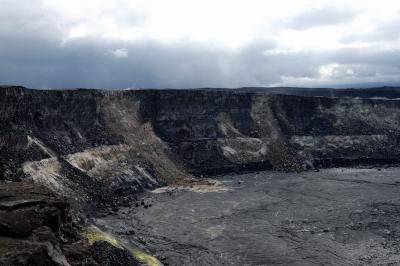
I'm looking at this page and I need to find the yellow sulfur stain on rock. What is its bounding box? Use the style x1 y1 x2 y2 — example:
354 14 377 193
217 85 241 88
84 225 121 248
83 225 163 266
125 246 163 266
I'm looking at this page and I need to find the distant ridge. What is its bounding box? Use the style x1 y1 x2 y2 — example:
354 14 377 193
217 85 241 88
236 86 400 99
2 85 400 99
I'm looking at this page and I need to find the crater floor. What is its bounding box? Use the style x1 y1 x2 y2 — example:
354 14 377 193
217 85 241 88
95 168 400 265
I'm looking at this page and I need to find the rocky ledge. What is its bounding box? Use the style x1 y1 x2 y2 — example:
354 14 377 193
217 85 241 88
0 181 141 266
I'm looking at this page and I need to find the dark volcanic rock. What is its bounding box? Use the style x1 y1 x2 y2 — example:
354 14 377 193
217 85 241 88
0 181 96 266
148 90 400 173
0 181 143 266
100 168 400 265
1 86 400 201
2 86 400 265
90 241 140 266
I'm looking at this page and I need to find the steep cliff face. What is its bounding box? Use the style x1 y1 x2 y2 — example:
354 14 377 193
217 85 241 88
148 90 400 173
0 87 186 208
1 87 400 202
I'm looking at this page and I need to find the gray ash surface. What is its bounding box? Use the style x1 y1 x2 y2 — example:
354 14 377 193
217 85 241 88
95 168 400 265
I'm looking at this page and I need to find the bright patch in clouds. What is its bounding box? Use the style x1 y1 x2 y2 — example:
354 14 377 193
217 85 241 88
0 0 400 88
107 48 128 59
43 0 400 50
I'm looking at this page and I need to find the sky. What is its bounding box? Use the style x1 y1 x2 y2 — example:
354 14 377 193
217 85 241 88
0 0 400 89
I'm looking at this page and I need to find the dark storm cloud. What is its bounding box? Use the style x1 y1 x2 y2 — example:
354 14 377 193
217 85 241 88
1 32 400 89
0 34 276 88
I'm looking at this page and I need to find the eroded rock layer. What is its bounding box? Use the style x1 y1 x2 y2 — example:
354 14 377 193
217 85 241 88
1 86 400 189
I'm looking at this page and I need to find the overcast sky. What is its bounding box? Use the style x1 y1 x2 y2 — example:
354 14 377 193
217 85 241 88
1 0 400 89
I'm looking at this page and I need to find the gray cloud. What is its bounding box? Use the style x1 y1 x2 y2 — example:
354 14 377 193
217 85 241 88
1 33 400 89
285 6 358 30
0 1 399 89
341 18 400 43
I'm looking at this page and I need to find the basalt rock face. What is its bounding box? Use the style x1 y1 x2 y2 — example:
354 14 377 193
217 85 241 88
148 90 400 174
0 181 97 265
0 181 144 266
0 87 183 208
1 86 400 193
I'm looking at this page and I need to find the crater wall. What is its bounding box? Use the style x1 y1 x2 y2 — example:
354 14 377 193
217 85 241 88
1 87 400 202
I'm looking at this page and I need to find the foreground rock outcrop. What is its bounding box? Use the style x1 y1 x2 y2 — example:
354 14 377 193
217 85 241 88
0 181 145 265
0 181 94 265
